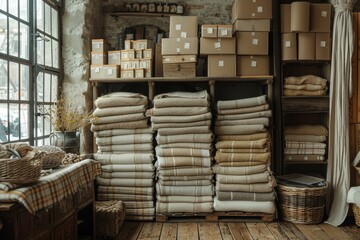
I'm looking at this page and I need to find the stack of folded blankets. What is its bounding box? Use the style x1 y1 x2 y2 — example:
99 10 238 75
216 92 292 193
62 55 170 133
283 75 327 96
90 92 155 220
284 125 328 162
148 90 214 214
213 95 277 215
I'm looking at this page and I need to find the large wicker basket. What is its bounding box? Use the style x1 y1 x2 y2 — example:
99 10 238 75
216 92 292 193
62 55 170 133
277 182 328 224
352 204 360 226
37 146 65 170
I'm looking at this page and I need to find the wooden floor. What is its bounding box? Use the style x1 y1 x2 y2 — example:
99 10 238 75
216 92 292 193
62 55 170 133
119 220 360 240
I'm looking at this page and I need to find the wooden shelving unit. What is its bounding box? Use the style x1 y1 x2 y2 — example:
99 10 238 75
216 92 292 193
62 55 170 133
108 12 180 17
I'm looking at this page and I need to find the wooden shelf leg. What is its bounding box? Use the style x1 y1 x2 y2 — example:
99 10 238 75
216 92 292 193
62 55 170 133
148 81 154 102
209 80 216 107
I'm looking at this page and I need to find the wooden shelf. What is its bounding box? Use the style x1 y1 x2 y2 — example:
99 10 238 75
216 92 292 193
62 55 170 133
282 60 331 65
108 12 180 17
284 161 328 165
281 96 329 113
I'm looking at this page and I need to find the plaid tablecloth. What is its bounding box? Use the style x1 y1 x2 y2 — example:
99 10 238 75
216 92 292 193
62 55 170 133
0 159 102 214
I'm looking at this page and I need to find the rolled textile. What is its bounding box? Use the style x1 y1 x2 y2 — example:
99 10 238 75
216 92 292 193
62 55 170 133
216 172 271 184
285 141 326 149
93 105 147 117
216 118 269 127
98 143 153 152
91 113 145 125
156 133 213 144
284 75 327 87
215 125 266 135
158 180 212 186
97 193 153 201
96 177 153 187
126 207 155 216
146 106 210 116
216 191 276 201
156 184 214 196
216 182 275 193
218 148 269 153
101 164 154 172
158 167 213 176
94 92 148 108
284 148 325 155
216 139 269 150
153 98 210 108
155 147 211 157
216 132 269 141
154 90 210 100
101 171 155 179
284 154 325 161
284 125 328 136
213 164 269 175
94 153 154 165
151 112 212 124
159 142 213 150
156 202 213 213
284 84 326 91
283 89 327 96
215 152 270 164
123 201 154 209
158 126 211 136
216 111 272 121
96 134 153 146
157 195 213 203
213 197 276 214
217 95 267 110
91 120 149 131
156 156 212 169
218 104 269 115
285 134 327 143
157 175 213 181
94 127 153 137
152 120 211 130
97 186 153 195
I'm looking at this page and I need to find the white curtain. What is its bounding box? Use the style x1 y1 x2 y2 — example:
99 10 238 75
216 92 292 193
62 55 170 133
326 0 355 226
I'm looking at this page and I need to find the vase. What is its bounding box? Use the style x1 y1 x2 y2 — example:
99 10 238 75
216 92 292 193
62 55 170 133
50 131 80 154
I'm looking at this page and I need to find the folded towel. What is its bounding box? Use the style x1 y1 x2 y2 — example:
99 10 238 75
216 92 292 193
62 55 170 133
96 177 153 187
155 147 211 157
126 207 155 216
158 175 213 181
156 133 213 144
218 148 269 153
94 153 154 165
123 201 154 209
159 142 212 150
285 125 328 136
158 180 212 186
146 106 210 116
153 98 210 108
98 143 153 152
213 164 269 175
218 104 269 115
214 197 276 214
95 92 148 108
217 95 267 110
216 172 271 184
93 105 147 117
285 141 326 149
91 120 149 131
97 186 154 195
215 152 270 164
158 126 211 136
154 90 210 100
283 89 327 96
216 139 269 150
216 132 269 141
284 154 325 161
101 171 155 179
96 134 153 146
94 127 153 137
151 112 212 124
156 202 213 213
285 134 327 143
91 113 146 125
97 193 154 201
218 162 267 167
284 148 326 155
285 75 327 87
157 195 213 203
216 118 269 127
158 167 213 176
215 125 266 135
152 120 211 130
217 110 272 121
156 156 212 169
284 83 326 91
156 184 214 196
216 181 275 193
101 164 154 172
216 191 276 201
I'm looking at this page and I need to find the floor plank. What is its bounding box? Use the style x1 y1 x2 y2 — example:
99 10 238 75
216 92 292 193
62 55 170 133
160 223 177 240
218 222 234 240
198 222 223 240
318 224 353 240
178 222 199 240
278 221 307 240
266 222 290 240
227 222 253 240
137 222 163 240
340 225 360 240
119 221 144 240
296 224 332 240
246 223 276 240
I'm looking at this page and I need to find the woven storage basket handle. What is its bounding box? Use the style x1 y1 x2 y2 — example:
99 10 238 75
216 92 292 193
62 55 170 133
7 148 21 159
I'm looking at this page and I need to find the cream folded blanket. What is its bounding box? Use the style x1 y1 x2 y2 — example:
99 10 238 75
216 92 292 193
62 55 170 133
101 171 154 179
96 177 153 187
158 175 213 181
156 156 212 169
283 89 327 96
151 112 212 124
218 162 266 167
218 104 269 115
153 98 210 108
216 132 269 141
97 185 154 195
94 127 153 137
285 134 327 143
156 202 213 213
284 125 328 136
217 95 267 110
284 154 325 161
215 152 270 164
154 90 210 100
218 148 269 153
94 153 154 165
146 106 210 116
216 181 275 193
152 120 211 130
156 184 214 196
216 118 269 127
101 164 154 172
126 207 155 216
96 134 153 146
158 126 211 136
98 143 153 152
216 172 271 184
124 201 154 209
159 142 212 150
91 113 146 125
215 125 266 135
213 164 269 175
158 167 213 176
284 84 326 91
216 191 276 201
91 120 148 131
285 75 327 87
217 110 272 121
158 180 212 186
95 92 148 108
285 141 326 149
157 195 213 203
97 193 153 201
284 148 326 155
216 139 269 150
156 133 213 144
213 197 276 214
93 105 146 117
155 147 211 157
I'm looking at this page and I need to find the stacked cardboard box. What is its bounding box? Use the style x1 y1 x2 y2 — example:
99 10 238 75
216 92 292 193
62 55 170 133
232 0 272 76
200 24 236 77
162 16 199 77
90 39 120 78
281 3 331 61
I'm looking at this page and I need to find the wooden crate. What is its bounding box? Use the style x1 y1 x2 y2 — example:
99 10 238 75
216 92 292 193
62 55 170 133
156 212 274 222
163 63 196 78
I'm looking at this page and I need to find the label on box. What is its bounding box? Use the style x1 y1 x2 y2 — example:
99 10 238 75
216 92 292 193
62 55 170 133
112 54 118 59
176 48 180 53
181 32 187 38
207 28 213 34
321 11 327 17
95 43 100 49
218 61 224 67
251 32 256 36
221 30 228 36
176 24 182 30
94 67 100 73
184 43 190 49
320 41 327 48
252 39 259 45
257 6 263 13
107 69 113 75
176 38 181 42
285 41 291 48
252 13 255 17
251 61 257 67
214 42 221 49
190 57 195 61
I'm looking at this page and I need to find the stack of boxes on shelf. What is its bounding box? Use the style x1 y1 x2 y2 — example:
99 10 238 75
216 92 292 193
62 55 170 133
232 0 272 76
90 92 156 220
162 16 199 77
213 95 276 215
91 39 120 78
281 2 331 61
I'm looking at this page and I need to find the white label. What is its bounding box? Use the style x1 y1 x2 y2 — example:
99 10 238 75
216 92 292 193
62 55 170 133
321 11 327 17
95 43 100 49
176 24 182 30
124 63 128 69
251 32 256 36
112 54 118 59
252 39 259 45
252 13 255 17
257 6 263 13
285 41 291 48
214 42 221 49
176 48 181 53
207 28 213 34
320 41 327 48
190 57 195 61
94 67 100 73
176 38 181 42
107 69 113 75
221 29 228 36
184 43 190 49
180 32 187 38
140 43 145 49
218 61 224 67
251 61 257 67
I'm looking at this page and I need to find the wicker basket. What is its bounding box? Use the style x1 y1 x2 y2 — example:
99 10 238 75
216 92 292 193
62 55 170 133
277 182 328 224
96 201 125 239
352 204 360 226
37 146 65 170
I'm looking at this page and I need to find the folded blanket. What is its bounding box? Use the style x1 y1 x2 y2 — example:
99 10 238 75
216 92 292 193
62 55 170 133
97 186 154 195
284 148 326 155
216 132 269 141
123 201 154 209
151 112 212 124
216 139 269 150
156 133 213 144
96 177 153 187
126 207 155 216
285 141 326 149
213 164 269 175
159 142 212 150
215 152 270 164
156 184 214 196
158 126 211 136
216 118 269 127
156 202 213 213
158 167 213 176
157 175 213 181
95 92 148 108
153 98 210 108
91 120 149 131
152 120 211 130
154 90 210 100
215 125 266 135
91 113 146 125
218 104 269 115
284 154 325 161
94 127 153 137
285 125 328 136
216 191 276 201
217 95 267 110
285 134 327 143
283 89 327 96
158 180 212 186
98 143 153 152
93 105 147 117
97 193 153 201
216 172 271 184
156 156 212 169
284 84 326 91
155 147 211 157
94 153 154 165
213 197 276 214
96 134 153 146
101 164 154 172
217 110 272 121
218 162 266 167
101 171 155 179
216 181 275 193
218 148 269 153
285 75 327 87
146 106 210 116
157 195 213 203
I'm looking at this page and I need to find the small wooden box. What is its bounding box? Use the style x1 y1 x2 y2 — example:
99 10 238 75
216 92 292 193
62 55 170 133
145 69 152 78
91 52 107 65
135 68 145 78
140 59 152 69
108 51 121 65
135 50 143 59
92 39 107 52
124 40 132 50
121 69 134 78
121 49 135 60
102 65 120 78
163 63 196 78
143 49 153 59
132 39 149 50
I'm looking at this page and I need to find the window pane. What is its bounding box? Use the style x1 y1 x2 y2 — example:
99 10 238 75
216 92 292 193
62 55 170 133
0 1 7 12
44 3 51 35
44 107 50 135
36 0 43 31
44 73 51 102
19 0 28 22
20 103 29 139
20 64 29 100
45 39 51 66
52 39 58 68
37 106 44 137
9 61 19 100
37 72 43 101
9 17 18 57
9 103 19 141
9 0 18 17
0 58 7 100
0 13 7 54
0 103 9 143
36 37 44 65
51 8 58 39
51 75 58 102
19 23 29 59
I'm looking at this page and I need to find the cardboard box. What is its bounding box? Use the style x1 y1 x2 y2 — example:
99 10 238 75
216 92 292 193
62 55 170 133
233 19 271 33
217 25 233 38
132 39 149 50
135 68 145 78
281 4 291 33
135 50 143 59
291 2 310 32
163 63 196 78
125 40 132 50
298 33 315 60
108 51 121 65
310 3 332 33
143 49 153 59
208 55 236 77
236 32 268 55
202 25 218 38
154 43 163 77
170 16 198 38
121 59 140 69
91 52 107 65
163 55 197 63
121 49 135 60
90 65 103 78
162 38 198 55
232 0 272 22
200 38 236 55
237 56 270 76
121 69 134 78
140 59 152 69
282 33 297 61
92 39 107 52
102 65 120 78
145 69 152 78
316 33 331 60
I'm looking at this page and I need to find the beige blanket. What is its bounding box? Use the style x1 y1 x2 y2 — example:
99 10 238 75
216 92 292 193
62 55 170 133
154 90 210 100
215 152 270 164
158 175 214 181
157 195 213 203
151 112 212 124
155 147 211 157
284 148 326 155
214 197 276 214
156 184 214 196
216 181 275 193
97 193 153 201
94 127 153 137
93 105 146 117
213 164 269 175
216 191 276 201
95 92 148 108
218 162 267 167
101 171 154 179
126 207 155 216
285 134 327 143
158 167 213 176
97 185 153 195
96 177 153 187
154 98 210 108
158 126 211 136
216 172 271 184
218 104 269 115
284 154 325 161
217 95 267 110
218 148 269 153
217 110 272 121
157 156 212 169
98 143 153 152
96 134 153 146
283 89 327 96
215 125 266 135
216 139 269 149
146 107 210 116
91 113 146 125
284 125 328 136
94 153 154 165
152 120 211 130
284 84 326 91
216 118 269 127
159 142 212 150
285 75 327 87
156 202 213 213
124 201 154 209
216 132 269 141
91 120 149 131
101 164 154 172
158 180 212 186
285 141 326 149
157 133 213 144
